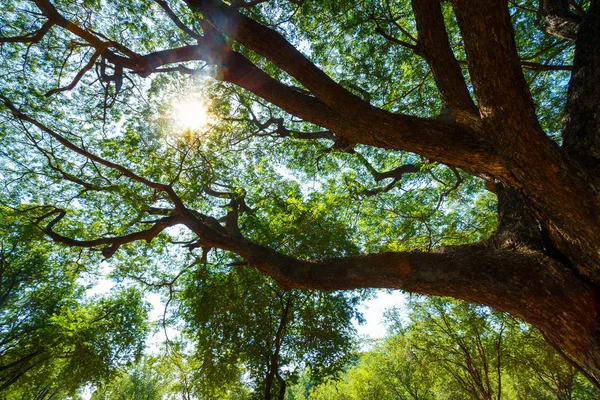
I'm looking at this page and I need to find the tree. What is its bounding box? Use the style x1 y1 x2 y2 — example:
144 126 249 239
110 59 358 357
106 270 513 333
306 297 598 400
0 0 599 382
180 261 362 399
90 355 201 400
0 208 150 397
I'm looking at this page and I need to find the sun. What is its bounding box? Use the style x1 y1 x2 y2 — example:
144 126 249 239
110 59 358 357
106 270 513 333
172 100 209 130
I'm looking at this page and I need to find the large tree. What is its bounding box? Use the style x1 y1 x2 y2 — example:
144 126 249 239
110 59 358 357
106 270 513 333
1 0 599 384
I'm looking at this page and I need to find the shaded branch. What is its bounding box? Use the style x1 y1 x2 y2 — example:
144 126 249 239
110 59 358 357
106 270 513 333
154 0 202 40
204 185 252 237
520 61 572 71
0 20 54 43
185 1 509 182
45 46 106 97
32 0 142 70
230 0 269 8
540 0 583 40
371 17 417 50
17 1 508 180
344 149 420 196
562 2 600 169
252 117 335 141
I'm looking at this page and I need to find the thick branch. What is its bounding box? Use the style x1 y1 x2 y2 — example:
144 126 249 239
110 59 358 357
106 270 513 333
490 183 544 251
453 0 541 129
186 0 380 115
236 239 599 379
541 0 583 40
453 0 600 278
16 1 509 181
411 0 478 114
185 1 512 182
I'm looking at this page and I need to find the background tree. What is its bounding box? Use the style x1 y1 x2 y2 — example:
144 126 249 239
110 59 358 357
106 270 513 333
1 0 599 383
180 262 362 400
0 208 150 398
306 297 599 400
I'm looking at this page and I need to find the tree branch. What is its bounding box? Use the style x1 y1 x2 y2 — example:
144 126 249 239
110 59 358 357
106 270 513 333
32 0 142 70
540 0 583 40
252 117 335 141
372 17 417 50
411 0 478 114
45 46 106 97
184 1 510 181
0 20 54 43
562 2 600 169
451 1 600 277
16 1 509 181
40 208 185 258
0 95 185 210
154 0 202 40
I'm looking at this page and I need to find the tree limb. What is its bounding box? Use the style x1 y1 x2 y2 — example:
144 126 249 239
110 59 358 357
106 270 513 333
412 0 478 114
40 208 185 258
540 0 583 40
0 20 54 43
0 95 185 210
562 2 600 169
154 0 202 40
45 46 106 97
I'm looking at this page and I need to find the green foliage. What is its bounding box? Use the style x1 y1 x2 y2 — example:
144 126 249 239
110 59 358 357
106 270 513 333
304 297 599 400
0 0 584 396
0 208 149 397
180 263 363 398
91 356 190 400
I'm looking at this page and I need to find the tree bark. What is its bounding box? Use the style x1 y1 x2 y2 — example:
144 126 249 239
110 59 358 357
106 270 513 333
562 1 600 170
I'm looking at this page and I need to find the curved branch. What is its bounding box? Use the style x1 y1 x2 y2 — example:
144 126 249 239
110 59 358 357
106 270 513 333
154 0 202 40
372 17 417 50
234 240 598 381
185 1 511 182
0 20 54 43
41 209 185 258
45 46 106 97
32 0 142 70
17 1 509 181
253 117 335 141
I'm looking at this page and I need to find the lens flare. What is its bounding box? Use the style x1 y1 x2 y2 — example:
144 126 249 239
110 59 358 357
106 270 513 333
172 100 209 130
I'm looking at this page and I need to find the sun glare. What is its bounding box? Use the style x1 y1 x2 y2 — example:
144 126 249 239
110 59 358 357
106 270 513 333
172 100 209 130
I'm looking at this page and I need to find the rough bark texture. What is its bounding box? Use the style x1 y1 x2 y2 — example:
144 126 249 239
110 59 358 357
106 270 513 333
562 1 600 170
3 0 600 385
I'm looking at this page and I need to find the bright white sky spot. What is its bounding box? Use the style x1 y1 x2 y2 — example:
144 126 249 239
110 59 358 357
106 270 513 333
356 291 408 340
173 100 209 130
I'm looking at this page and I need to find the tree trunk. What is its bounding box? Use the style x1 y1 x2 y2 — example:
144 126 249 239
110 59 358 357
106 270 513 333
276 372 286 400
264 297 291 400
